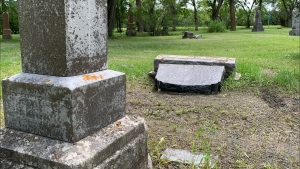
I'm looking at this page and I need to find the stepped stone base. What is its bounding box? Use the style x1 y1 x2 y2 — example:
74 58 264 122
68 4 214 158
0 116 151 169
2 70 126 142
2 34 12 39
289 29 300 36
155 64 225 94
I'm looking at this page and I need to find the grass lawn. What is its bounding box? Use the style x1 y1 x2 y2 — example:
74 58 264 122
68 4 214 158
0 26 299 168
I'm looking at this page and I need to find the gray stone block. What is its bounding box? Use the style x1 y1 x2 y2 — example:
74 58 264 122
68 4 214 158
155 64 225 93
18 0 107 76
161 148 217 167
2 70 126 142
289 9 300 36
154 55 235 78
0 116 150 169
182 31 194 39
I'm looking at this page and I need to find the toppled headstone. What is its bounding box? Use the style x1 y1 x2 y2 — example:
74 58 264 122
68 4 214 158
155 64 225 93
2 12 12 39
154 55 236 78
289 9 300 36
252 10 264 32
182 31 194 39
161 148 217 167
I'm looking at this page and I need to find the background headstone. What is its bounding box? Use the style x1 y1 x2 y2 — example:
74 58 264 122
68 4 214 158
182 31 194 39
2 12 12 39
289 9 300 36
252 10 264 32
126 7 136 36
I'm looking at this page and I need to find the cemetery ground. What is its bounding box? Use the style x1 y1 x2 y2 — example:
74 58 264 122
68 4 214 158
0 26 299 168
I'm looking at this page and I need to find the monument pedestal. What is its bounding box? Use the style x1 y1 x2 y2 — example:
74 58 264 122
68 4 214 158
2 71 126 142
2 29 12 39
0 116 150 169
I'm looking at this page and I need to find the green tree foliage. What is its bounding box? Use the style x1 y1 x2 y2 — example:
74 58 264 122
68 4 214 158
270 0 298 26
116 0 129 33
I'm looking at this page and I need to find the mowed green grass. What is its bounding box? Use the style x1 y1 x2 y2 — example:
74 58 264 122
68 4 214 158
109 26 299 92
0 26 299 99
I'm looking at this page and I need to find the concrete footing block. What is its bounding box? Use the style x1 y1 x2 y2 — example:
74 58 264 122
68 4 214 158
0 116 151 169
2 70 126 142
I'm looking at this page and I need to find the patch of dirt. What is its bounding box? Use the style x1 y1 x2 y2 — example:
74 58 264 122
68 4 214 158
260 87 286 108
126 84 300 168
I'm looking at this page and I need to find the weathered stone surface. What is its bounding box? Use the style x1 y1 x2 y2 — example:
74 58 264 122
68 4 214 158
252 10 264 32
289 9 300 36
161 148 217 167
2 70 126 142
182 31 194 39
155 64 225 93
154 55 235 78
0 116 150 169
2 12 12 39
18 0 107 76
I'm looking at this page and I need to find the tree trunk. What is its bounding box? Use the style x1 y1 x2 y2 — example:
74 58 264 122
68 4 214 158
230 0 236 31
107 0 117 37
212 0 224 20
136 0 144 32
191 0 198 30
246 14 251 28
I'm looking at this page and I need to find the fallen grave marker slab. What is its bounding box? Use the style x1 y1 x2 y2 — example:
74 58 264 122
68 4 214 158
153 55 236 78
161 148 217 167
155 64 225 93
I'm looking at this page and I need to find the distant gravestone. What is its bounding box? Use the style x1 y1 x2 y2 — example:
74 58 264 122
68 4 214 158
155 64 225 94
182 31 194 39
252 10 264 32
2 12 12 39
289 9 300 36
1 0 150 168
126 7 136 36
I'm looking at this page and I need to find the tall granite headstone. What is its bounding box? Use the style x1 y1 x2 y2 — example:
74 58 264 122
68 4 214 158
126 7 136 36
2 12 12 39
0 0 150 168
289 9 300 36
252 10 264 32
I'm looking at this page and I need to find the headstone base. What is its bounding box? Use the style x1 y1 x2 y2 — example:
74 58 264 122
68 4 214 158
0 116 151 169
2 34 12 39
2 70 126 142
251 25 264 32
126 30 137 36
289 29 300 36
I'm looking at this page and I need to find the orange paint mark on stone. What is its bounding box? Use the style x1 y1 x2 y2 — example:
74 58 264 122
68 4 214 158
115 121 121 126
161 58 165 61
82 74 104 81
45 79 51 83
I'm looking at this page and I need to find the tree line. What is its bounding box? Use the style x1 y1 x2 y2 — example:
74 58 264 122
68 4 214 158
108 0 299 36
1 0 299 36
